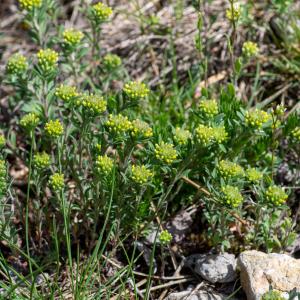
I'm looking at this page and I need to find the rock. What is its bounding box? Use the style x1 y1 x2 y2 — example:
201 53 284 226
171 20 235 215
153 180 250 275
165 290 230 300
166 209 194 243
185 253 237 283
238 250 300 300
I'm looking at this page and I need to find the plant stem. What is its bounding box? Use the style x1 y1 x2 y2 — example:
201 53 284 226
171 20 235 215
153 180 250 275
25 131 35 292
229 0 237 86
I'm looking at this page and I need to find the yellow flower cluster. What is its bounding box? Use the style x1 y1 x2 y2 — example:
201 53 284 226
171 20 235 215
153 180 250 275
49 173 64 191
261 290 285 300
96 155 114 174
266 185 288 206
196 125 227 145
274 104 285 116
0 134 6 148
103 53 122 69
55 85 78 102
6 54 28 75
218 160 244 178
246 168 263 182
123 81 150 100
242 41 259 58
92 2 113 22
245 109 270 128
106 114 132 133
222 185 243 208
195 125 214 145
155 142 178 164
131 119 153 138
63 28 84 47
94 143 102 153
37 49 59 72
76 94 107 115
34 152 51 169
18 0 42 10
226 3 241 21
212 126 228 143
20 113 40 130
159 230 172 245
199 99 218 117
131 165 153 184
174 128 191 145
291 127 300 141
45 120 64 138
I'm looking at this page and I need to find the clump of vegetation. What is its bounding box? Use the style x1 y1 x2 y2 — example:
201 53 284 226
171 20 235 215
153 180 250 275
0 0 299 298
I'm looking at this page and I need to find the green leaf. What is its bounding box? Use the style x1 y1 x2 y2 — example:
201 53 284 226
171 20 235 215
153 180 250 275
234 57 243 74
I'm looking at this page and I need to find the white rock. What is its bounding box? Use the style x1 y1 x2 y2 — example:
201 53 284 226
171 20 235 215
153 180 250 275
238 250 300 300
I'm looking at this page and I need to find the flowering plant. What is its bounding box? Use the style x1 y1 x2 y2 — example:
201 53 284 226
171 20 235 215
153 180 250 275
0 0 299 298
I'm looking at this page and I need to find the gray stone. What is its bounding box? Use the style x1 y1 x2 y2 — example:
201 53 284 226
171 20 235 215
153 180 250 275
186 253 237 283
238 250 300 300
165 290 230 300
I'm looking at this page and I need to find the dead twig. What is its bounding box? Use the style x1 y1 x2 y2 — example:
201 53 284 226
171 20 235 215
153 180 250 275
140 277 193 293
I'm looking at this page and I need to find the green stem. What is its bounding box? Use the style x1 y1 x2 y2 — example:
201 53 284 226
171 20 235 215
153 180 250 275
69 53 79 86
57 137 74 295
229 0 237 86
25 131 35 292
271 114 277 181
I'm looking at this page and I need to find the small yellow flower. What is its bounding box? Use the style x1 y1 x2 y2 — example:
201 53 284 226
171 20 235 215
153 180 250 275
103 53 122 69
34 152 51 169
266 185 288 206
199 99 218 117
174 128 191 145
245 109 271 128
155 142 177 164
45 120 64 138
242 41 259 58
76 94 107 115
226 3 241 22
96 155 114 174
246 168 263 182
6 54 28 75
92 2 113 22
274 104 285 116
18 0 42 10
55 85 78 102
131 119 153 138
49 173 64 191
63 28 84 47
123 81 150 100
218 160 244 178
94 143 102 153
291 127 300 142
131 165 153 184
159 230 172 245
222 185 243 208
37 49 59 72
20 113 40 131
106 114 132 134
